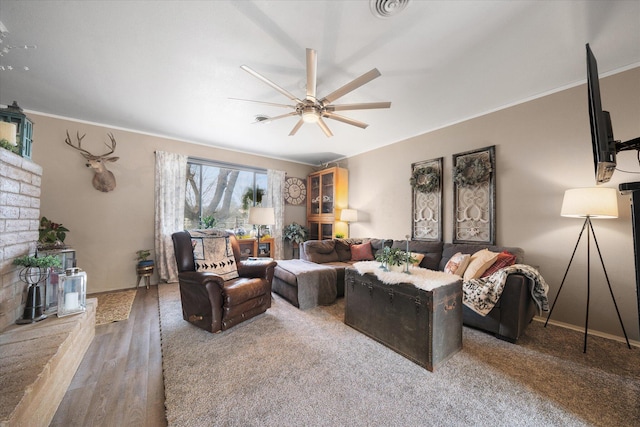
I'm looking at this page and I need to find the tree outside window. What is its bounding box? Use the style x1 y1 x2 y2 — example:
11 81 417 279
184 161 267 234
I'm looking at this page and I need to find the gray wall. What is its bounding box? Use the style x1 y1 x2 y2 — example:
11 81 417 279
30 114 312 294
347 67 640 341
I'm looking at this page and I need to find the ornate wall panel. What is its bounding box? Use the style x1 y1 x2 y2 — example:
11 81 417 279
452 146 495 244
411 157 443 241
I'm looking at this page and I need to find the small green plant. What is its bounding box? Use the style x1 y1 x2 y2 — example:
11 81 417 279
136 249 151 261
375 247 416 267
0 138 19 154
38 217 69 247
335 233 345 238
13 254 62 269
242 187 264 211
201 215 216 229
283 222 309 245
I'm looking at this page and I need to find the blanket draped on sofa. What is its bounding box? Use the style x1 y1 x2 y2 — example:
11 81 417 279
277 260 338 309
463 264 550 316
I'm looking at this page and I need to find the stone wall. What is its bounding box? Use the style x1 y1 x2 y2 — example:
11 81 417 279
0 149 42 331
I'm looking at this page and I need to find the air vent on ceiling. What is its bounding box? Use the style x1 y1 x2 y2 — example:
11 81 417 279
370 0 410 18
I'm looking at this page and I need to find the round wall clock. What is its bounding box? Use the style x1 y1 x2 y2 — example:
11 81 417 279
284 177 307 205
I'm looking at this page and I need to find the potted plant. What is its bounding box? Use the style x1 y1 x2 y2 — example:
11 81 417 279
284 222 309 258
13 254 63 323
38 216 70 249
375 247 416 272
136 249 154 267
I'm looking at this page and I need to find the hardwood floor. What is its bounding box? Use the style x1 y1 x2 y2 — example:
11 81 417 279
51 286 167 426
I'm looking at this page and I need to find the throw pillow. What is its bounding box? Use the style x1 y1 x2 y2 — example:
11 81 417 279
410 252 425 267
463 249 500 281
444 252 471 276
188 229 239 281
481 251 517 277
351 242 374 261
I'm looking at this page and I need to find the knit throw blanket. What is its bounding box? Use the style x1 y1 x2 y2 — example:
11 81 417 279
463 264 550 316
188 229 239 281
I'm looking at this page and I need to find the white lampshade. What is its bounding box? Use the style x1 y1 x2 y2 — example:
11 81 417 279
561 187 618 219
340 208 358 222
248 207 275 225
0 121 17 145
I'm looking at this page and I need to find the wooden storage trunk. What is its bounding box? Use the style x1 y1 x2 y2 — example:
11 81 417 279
344 268 462 371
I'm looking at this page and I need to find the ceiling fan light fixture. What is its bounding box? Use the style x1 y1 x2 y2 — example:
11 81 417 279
302 107 320 123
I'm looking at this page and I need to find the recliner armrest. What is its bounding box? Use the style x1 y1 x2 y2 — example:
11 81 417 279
177 271 225 288
238 259 277 280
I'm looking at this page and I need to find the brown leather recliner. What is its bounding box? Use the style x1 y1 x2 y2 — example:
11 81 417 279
171 231 277 333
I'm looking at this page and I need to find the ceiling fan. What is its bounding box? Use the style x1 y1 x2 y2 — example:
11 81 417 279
234 48 391 137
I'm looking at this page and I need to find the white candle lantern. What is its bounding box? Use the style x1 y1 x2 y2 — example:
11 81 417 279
57 267 87 317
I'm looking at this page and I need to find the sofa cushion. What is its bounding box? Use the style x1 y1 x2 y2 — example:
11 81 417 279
481 251 517 277
303 240 340 263
463 249 500 281
391 240 443 271
351 242 375 261
334 239 353 261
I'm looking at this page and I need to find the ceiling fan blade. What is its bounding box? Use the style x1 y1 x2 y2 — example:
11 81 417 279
229 98 296 109
289 118 304 136
317 117 334 137
325 101 391 111
255 111 299 124
240 65 303 104
306 48 317 101
321 68 382 104
323 112 369 129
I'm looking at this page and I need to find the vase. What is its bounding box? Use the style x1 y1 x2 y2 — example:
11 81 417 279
388 264 405 273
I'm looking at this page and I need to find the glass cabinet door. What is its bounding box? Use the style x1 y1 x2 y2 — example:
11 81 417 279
310 175 320 215
321 172 334 214
321 223 333 240
308 221 320 240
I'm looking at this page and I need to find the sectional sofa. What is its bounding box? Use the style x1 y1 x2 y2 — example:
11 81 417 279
273 238 538 342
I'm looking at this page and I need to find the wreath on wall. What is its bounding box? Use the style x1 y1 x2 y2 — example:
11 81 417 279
410 166 440 193
453 156 492 187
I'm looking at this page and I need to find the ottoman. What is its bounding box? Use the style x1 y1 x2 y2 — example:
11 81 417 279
273 260 337 309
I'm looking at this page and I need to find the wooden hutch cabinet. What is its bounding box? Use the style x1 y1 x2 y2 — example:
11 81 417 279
307 167 348 240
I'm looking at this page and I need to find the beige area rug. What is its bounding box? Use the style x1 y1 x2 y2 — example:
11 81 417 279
158 283 640 427
94 289 137 325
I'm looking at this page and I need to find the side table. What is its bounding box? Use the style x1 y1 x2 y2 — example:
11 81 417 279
136 265 154 289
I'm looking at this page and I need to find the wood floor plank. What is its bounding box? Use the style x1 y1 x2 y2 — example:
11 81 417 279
51 286 167 426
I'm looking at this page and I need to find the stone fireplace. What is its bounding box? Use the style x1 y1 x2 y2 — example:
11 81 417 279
0 148 42 331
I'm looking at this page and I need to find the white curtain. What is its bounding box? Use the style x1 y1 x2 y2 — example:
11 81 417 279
154 151 188 283
267 169 285 260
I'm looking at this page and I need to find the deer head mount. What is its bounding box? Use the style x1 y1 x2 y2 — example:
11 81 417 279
65 131 119 192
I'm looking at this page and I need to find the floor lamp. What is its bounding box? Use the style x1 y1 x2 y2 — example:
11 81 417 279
544 187 631 352
340 209 358 238
248 207 275 258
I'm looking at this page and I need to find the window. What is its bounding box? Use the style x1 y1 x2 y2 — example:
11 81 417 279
184 159 267 234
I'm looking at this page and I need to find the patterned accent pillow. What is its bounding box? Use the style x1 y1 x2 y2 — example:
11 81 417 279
351 242 375 261
188 229 239 281
463 249 500 281
444 252 471 275
481 251 517 277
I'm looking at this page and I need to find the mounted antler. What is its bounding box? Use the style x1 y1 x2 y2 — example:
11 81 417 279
65 130 119 192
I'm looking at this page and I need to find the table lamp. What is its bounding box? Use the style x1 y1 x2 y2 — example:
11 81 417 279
248 207 275 257
340 208 358 238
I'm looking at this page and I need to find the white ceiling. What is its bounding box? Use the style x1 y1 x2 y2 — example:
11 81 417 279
0 0 638 165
